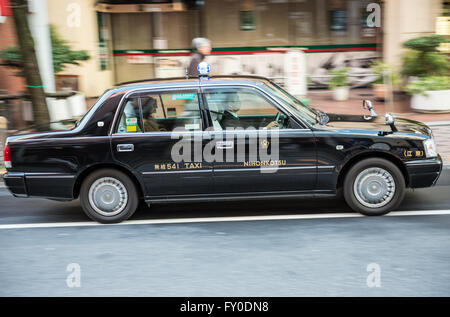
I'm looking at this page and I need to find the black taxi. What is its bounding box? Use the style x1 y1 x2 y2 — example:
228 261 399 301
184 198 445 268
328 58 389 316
3 72 443 223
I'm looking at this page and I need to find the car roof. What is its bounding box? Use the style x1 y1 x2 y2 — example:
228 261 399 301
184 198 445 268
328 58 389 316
112 76 271 93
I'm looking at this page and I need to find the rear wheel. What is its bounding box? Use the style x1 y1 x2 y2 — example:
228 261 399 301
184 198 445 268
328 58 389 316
80 169 138 223
343 158 405 216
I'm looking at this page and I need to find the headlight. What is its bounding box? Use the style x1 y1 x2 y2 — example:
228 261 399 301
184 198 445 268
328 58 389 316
423 139 437 158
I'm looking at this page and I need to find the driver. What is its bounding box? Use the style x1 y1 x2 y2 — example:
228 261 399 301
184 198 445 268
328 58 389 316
220 92 280 129
220 93 242 128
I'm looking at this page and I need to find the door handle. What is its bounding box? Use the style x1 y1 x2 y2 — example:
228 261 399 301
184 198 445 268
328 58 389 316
216 141 234 149
117 144 134 152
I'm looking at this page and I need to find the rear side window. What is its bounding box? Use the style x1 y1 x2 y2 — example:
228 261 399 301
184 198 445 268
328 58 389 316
116 90 202 133
117 96 144 133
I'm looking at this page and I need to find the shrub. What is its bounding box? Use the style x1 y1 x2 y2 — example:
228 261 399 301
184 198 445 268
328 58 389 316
327 68 349 89
405 76 450 96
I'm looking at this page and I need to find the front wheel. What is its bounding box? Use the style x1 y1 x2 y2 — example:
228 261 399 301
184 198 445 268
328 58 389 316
80 169 139 223
343 158 405 216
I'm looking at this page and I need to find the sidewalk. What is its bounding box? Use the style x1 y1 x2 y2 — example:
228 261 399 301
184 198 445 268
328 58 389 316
308 88 450 165
429 125 450 165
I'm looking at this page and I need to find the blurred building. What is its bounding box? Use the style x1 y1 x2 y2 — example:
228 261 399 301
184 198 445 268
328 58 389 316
0 0 26 127
1 0 449 102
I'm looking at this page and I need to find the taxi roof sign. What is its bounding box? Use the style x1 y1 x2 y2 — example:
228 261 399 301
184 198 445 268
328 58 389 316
197 62 210 78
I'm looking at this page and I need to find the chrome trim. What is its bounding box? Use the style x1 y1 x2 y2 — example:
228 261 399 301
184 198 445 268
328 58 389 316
405 159 442 166
117 144 134 152
214 166 316 172
145 191 335 203
24 173 75 179
25 175 76 179
3 172 25 177
108 82 313 135
112 130 208 137
142 169 212 175
317 166 335 170
142 165 331 175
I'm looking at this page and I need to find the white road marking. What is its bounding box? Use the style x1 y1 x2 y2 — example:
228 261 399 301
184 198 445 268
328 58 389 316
0 209 450 230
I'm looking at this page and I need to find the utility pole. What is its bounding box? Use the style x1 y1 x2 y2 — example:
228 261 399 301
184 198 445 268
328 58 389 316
11 0 50 128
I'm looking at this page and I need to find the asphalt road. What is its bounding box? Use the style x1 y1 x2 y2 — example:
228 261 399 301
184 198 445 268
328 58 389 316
0 170 449 296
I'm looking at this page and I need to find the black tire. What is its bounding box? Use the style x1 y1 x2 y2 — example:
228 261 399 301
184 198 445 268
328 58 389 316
343 158 405 216
80 168 139 223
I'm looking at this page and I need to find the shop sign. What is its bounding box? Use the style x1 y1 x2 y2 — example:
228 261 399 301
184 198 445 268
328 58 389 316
127 55 152 64
284 49 307 97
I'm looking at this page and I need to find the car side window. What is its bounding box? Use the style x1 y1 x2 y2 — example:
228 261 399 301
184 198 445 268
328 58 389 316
143 90 202 132
117 97 144 133
116 90 202 133
204 87 290 130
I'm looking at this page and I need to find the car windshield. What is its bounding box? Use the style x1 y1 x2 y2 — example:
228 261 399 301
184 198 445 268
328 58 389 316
263 82 318 126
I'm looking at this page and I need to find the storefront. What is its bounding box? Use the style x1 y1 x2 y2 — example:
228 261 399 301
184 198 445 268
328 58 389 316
96 0 381 85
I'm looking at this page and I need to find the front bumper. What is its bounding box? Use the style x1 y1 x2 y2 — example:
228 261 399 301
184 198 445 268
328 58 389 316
405 154 443 188
3 172 28 197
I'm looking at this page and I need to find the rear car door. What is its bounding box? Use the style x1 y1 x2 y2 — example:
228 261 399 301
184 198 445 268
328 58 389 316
202 86 317 195
111 87 213 198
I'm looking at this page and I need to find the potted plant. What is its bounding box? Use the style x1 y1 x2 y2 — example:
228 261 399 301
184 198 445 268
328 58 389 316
401 35 450 112
405 76 450 112
328 68 349 101
370 61 399 101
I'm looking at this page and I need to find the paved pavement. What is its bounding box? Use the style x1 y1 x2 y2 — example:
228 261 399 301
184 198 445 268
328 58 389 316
0 170 449 296
430 125 450 165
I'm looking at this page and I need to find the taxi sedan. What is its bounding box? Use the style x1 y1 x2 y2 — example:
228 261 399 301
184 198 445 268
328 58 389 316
3 76 442 223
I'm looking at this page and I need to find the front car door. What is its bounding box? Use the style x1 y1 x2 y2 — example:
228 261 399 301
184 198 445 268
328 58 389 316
202 85 317 196
111 87 213 199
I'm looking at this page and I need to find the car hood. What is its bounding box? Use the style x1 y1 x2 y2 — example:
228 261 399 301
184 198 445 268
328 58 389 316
323 113 433 137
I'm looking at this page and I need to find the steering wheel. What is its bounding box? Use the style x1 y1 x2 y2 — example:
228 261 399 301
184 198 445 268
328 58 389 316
272 111 285 128
274 111 281 123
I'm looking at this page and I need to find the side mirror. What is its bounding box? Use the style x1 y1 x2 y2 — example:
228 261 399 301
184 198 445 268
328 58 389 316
385 113 397 132
363 100 377 120
363 100 377 116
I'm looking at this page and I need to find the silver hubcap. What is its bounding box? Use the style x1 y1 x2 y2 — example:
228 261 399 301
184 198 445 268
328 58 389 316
88 177 128 216
353 167 396 208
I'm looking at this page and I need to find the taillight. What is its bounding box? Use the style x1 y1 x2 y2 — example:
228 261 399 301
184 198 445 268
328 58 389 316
3 143 11 168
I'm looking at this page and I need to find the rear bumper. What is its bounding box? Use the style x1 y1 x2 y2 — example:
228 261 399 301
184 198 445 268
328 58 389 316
405 155 443 188
3 172 76 199
3 172 28 197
